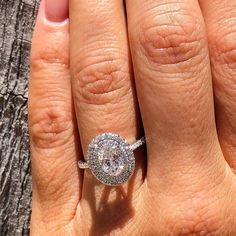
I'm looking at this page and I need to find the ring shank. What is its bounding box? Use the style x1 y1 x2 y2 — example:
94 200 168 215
129 137 146 151
78 161 89 169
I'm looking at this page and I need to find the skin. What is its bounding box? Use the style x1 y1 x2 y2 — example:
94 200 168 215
29 0 236 235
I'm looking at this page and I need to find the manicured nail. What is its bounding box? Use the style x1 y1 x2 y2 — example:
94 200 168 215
45 0 68 22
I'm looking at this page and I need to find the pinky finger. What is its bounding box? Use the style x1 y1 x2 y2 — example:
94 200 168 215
28 0 81 233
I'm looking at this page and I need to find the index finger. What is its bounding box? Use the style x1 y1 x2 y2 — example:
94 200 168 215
29 0 81 233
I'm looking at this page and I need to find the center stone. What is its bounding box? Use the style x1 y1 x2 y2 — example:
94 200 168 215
98 143 125 176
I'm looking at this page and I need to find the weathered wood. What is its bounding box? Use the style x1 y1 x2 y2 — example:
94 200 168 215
0 0 39 235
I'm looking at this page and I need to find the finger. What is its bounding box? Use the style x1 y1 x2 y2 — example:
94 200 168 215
29 0 81 233
199 0 236 172
69 0 144 232
126 0 226 189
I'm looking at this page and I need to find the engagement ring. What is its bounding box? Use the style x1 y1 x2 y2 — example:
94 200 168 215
78 133 145 186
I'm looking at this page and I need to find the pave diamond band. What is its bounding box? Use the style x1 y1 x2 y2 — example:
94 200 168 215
130 137 145 151
78 133 145 186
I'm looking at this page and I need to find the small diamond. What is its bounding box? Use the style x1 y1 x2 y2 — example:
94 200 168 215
98 144 124 176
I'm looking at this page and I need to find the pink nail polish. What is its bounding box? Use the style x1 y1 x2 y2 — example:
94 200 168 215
45 0 68 22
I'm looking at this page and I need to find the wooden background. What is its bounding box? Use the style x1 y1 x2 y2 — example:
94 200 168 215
0 0 39 235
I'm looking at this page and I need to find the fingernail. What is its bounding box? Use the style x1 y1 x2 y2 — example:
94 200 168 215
45 0 68 22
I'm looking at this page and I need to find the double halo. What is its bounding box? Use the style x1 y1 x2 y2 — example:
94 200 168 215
78 133 145 186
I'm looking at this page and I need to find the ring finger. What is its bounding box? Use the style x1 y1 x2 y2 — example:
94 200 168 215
69 0 144 233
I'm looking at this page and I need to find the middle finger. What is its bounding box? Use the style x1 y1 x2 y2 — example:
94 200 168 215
126 0 226 191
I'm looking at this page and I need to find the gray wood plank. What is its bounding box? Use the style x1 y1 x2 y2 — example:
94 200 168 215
0 0 39 235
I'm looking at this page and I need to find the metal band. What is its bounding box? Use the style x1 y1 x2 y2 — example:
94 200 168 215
129 137 146 151
78 161 89 169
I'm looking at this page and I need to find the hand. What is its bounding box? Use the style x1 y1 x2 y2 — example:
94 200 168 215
29 0 236 235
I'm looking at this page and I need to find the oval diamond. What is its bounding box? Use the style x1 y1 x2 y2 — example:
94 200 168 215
87 133 135 186
98 144 125 176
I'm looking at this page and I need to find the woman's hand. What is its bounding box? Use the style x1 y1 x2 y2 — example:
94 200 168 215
29 0 236 235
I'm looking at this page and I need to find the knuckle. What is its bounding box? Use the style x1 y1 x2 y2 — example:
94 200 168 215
209 29 236 69
161 184 234 235
30 44 68 72
165 205 223 235
209 29 236 99
137 9 206 67
29 106 74 149
72 54 131 105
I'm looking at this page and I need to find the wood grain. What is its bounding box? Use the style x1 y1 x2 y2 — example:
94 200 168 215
0 0 39 235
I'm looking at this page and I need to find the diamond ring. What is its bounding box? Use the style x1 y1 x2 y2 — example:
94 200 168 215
78 133 145 186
